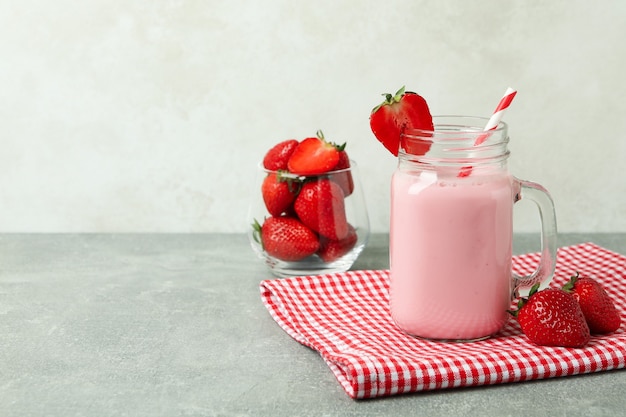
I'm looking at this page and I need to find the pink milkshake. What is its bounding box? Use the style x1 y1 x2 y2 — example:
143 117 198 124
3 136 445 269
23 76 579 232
389 116 558 341
390 169 514 340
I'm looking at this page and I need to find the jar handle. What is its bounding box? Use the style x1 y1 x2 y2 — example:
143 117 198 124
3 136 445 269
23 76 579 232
511 178 558 294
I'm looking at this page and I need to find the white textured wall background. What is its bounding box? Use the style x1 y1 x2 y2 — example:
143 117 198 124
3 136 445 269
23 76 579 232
1 0 625 233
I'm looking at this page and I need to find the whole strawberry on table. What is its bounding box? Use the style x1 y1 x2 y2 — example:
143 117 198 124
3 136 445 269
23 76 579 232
250 130 366 276
510 272 622 348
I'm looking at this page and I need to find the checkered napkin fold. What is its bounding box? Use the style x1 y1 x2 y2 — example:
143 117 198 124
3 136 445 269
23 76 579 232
259 243 626 399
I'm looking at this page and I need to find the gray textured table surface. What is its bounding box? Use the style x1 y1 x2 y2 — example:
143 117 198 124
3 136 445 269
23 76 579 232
1 233 625 417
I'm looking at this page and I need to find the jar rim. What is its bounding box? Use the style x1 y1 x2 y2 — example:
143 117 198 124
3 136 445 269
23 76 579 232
398 115 510 162
402 115 508 136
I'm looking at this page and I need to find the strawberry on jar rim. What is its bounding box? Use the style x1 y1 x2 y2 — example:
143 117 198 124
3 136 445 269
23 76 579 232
369 86 434 156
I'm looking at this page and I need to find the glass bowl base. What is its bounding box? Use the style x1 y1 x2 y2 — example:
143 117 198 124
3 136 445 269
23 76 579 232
259 244 366 278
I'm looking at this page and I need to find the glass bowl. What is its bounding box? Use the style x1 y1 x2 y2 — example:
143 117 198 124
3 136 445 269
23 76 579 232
247 160 370 278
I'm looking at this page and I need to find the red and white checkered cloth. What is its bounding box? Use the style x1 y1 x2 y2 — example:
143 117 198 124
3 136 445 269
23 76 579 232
260 243 626 399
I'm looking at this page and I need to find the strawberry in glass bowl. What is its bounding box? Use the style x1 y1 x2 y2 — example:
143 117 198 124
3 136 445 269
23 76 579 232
247 131 370 278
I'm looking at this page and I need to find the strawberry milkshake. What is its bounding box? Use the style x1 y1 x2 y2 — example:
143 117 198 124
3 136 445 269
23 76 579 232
369 88 558 341
385 116 557 341
390 168 514 340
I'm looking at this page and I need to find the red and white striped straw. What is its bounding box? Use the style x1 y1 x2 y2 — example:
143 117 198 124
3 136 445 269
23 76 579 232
458 87 517 178
474 87 517 146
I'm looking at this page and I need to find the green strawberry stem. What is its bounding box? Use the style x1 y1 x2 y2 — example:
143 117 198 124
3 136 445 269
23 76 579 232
316 129 346 152
371 85 406 113
508 282 541 318
251 219 264 249
562 272 580 292
275 170 303 194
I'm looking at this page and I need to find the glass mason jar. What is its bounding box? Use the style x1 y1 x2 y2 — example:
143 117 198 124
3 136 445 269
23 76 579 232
390 116 557 341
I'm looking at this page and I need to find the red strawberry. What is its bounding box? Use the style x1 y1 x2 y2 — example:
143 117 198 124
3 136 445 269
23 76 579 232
330 150 354 196
563 272 621 334
263 139 299 171
294 178 348 240
261 172 300 217
318 224 358 262
511 284 590 348
253 217 319 262
369 86 434 156
287 130 342 175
